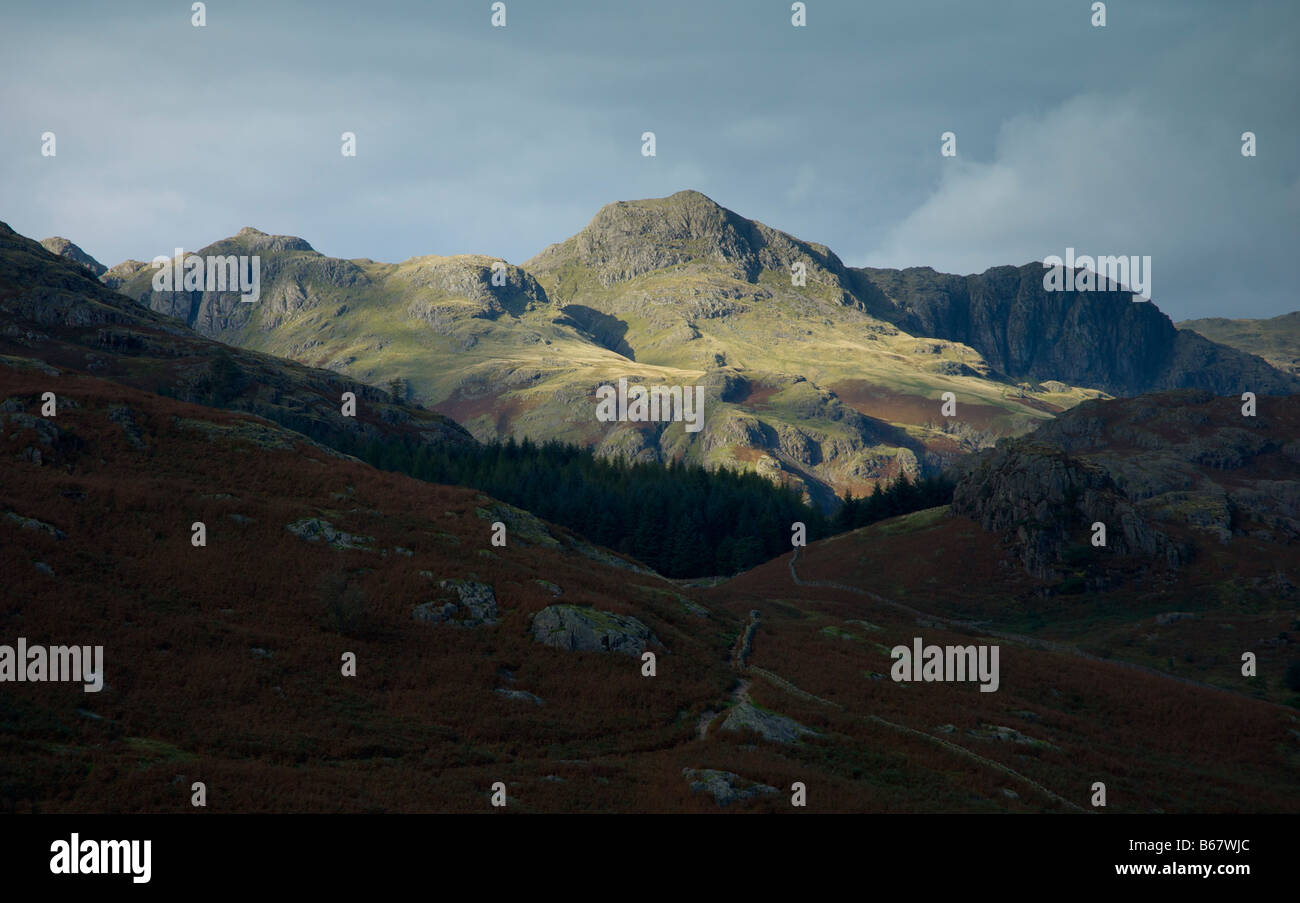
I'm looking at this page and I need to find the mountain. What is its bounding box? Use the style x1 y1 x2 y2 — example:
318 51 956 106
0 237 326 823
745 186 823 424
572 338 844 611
39 236 106 277
4 357 1296 813
0 222 473 453
109 196 1109 506
858 265 1300 396
102 192 1299 505
1178 312 1300 377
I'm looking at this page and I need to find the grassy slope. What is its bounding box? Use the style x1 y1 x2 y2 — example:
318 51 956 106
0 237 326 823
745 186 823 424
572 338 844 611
1179 312 1300 375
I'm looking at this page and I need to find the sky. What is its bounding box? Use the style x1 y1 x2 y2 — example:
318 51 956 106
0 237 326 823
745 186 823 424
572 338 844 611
2 0 1297 320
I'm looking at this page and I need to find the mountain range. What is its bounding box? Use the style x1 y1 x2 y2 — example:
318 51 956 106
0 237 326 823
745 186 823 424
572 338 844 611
67 190 1296 506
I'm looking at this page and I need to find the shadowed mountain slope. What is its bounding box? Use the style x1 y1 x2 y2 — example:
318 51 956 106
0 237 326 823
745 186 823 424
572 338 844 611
858 264 1300 397
1179 312 1300 377
0 222 473 453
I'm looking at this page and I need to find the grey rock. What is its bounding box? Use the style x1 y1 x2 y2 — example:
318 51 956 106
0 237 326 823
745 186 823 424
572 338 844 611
531 604 659 656
413 578 499 628
682 768 778 807
720 702 818 745
285 518 374 551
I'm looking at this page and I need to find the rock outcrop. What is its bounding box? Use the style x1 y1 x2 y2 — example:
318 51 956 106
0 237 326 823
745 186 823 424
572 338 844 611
531 604 659 656
412 578 500 627
720 702 817 744
681 768 778 807
952 389 1300 581
285 518 375 551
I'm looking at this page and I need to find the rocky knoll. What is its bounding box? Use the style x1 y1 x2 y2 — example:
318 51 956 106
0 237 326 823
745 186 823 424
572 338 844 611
952 389 1300 581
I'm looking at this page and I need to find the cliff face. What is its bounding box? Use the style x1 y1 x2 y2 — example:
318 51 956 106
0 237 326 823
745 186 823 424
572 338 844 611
858 264 1300 397
952 389 1300 582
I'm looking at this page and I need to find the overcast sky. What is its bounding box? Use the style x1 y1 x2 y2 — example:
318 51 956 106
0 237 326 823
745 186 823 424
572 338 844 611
2 0 1296 320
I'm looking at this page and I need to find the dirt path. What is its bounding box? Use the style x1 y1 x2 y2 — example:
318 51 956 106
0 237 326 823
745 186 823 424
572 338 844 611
866 714 1087 812
697 677 750 740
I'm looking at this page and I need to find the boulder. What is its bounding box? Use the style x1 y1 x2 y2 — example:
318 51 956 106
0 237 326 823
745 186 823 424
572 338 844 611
720 702 817 745
531 604 659 656
413 578 499 628
681 768 777 807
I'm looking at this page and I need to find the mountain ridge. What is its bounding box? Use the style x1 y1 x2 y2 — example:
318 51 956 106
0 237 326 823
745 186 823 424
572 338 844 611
49 190 1300 503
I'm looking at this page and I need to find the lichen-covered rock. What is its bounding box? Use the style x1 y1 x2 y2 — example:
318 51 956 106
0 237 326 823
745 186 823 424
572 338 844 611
413 578 499 627
720 702 817 745
531 604 659 656
285 518 374 551
681 768 777 807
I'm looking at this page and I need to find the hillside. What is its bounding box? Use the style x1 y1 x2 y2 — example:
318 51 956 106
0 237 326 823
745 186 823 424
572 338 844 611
4 360 1296 813
1179 312 1300 377
0 222 473 454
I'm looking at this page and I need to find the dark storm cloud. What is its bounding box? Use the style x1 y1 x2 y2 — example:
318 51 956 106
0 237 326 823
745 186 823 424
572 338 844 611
1 0 1295 319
